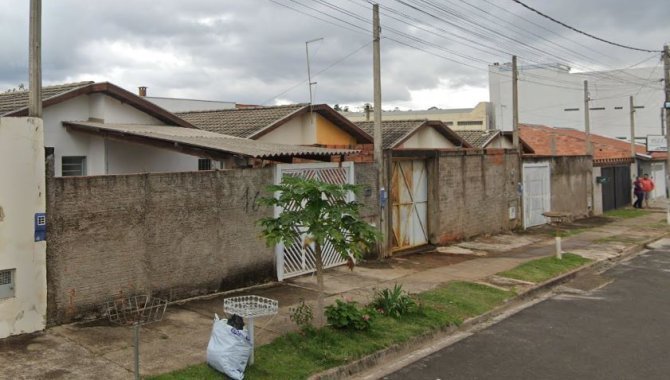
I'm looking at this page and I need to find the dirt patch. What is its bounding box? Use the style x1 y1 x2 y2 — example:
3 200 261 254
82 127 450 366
386 252 474 271
42 369 71 379
0 331 50 354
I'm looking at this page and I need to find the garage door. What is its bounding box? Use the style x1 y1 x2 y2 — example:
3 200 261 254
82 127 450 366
523 163 551 228
601 166 631 212
391 160 428 251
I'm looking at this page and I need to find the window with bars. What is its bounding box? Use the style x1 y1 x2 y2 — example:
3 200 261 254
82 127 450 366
0 269 15 299
62 156 86 176
198 159 212 171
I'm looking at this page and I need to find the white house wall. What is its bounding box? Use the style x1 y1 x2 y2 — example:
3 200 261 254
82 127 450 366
486 135 513 149
89 94 163 124
400 127 456 149
42 93 199 176
42 96 94 176
105 139 197 174
258 113 314 144
0 117 47 338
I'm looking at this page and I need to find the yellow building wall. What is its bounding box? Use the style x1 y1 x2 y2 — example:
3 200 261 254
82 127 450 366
315 114 357 145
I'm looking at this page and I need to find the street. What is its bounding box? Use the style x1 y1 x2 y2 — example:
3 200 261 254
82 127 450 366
383 246 670 380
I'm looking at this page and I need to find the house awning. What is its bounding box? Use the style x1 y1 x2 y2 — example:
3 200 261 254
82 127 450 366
62 121 358 161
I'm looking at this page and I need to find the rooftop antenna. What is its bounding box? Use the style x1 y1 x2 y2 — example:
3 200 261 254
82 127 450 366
305 37 324 106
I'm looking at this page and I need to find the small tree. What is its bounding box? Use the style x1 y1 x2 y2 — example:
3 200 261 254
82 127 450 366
258 176 379 326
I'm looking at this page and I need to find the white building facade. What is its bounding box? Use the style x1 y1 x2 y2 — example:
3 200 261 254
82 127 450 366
489 63 665 140
0 118 47 338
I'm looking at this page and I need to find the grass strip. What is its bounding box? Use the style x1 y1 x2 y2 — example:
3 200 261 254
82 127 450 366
148 281 513 380
604 208 650 219
497 253 591 283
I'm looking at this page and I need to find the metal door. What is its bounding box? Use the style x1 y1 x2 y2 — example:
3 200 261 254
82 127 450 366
391 160 428 251
614 166 631 208
274 162 355 281
601 165 631 211
601 167 616 212
651 163 666 199
523 163 551 228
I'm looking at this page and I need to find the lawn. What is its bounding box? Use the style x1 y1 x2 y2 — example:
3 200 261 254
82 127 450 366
148 282 514 380
604 208 650 219
497 253 591 283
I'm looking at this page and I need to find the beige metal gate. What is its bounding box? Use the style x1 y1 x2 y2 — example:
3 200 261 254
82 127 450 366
391 159 428 251
274 162 355 280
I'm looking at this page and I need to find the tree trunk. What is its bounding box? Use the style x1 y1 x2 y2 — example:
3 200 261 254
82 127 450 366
314 242 325 327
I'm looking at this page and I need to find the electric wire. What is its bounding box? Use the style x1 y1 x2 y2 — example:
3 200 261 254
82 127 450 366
509 0 662 53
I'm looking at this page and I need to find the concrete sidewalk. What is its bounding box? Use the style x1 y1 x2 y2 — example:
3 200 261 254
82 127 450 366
1 206 669 379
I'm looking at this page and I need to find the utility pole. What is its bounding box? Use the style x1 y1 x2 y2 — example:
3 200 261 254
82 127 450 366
630 96 636 158
372 4 386 257
512 56 519 150
663 45 670 223
584 80 592 155
29 0 42 117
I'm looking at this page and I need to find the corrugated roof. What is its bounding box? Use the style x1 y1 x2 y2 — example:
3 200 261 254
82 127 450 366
176 104 306 138
62 121 356 159
0 81 94 115
454 130 500 148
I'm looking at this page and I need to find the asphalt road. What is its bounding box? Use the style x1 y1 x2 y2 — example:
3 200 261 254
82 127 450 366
383 248 670 380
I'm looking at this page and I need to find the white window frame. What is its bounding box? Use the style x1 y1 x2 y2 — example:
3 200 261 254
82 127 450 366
62 156 87 176
0 269 16 299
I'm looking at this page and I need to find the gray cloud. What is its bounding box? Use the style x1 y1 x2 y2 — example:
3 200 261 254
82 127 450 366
1 0 668 108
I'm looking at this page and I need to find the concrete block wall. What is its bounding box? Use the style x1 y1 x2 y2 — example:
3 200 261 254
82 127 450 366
430 150 520 244
353 163 379 221
46 168 275 324
548 156 592 219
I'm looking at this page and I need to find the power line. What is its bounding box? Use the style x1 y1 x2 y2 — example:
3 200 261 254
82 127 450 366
260 40 373 105
266 0 662 95
510 0 662 53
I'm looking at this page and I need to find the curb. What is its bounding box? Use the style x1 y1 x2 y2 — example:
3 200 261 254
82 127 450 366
310 232 669 380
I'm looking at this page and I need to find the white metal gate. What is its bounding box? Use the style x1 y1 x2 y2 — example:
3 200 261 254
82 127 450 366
651 163 666 199
391 160 428 251
523 162 551 228
274 162 355 281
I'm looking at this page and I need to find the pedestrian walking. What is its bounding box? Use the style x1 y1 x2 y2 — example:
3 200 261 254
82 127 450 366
633 176 644 208
640 174 655 208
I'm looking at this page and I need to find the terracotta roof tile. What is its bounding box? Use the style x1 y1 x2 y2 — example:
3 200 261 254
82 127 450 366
519 123 644 163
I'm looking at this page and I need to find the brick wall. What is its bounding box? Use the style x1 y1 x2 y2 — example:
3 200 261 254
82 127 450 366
429 150 521 244
46 168 276 324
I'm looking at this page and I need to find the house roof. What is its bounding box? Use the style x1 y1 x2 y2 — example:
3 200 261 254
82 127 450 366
519 124 647 164
354 119 471 149
454 129 500 148
0 81 93 115
62 121 357 160
177 104 372 143
2 82 196 129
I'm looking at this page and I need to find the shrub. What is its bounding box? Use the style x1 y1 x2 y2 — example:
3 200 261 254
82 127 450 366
325 299 373 330
289 299 314 333
370 284 416 318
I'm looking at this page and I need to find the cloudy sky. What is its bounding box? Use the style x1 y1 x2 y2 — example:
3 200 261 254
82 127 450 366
1 0 668 110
